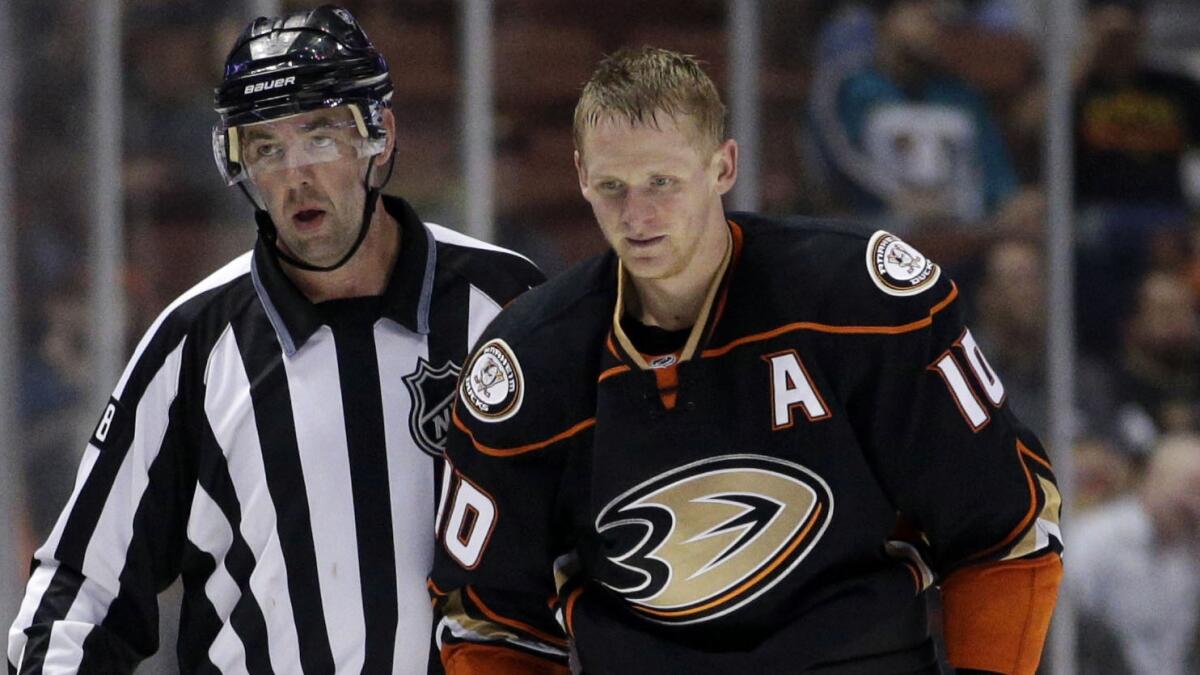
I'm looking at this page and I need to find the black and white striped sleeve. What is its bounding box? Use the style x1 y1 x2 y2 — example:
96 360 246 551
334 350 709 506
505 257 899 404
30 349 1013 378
7 289 217 673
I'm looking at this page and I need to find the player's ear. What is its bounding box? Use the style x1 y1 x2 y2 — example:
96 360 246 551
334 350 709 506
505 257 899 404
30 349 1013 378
575 149 589 194
713 138 738 196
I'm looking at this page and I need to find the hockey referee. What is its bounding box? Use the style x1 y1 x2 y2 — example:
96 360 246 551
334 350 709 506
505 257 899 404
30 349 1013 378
7 5 541 673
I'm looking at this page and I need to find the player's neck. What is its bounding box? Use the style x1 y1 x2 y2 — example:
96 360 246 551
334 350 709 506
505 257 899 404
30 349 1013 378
286 208 401 303
629 222 730 332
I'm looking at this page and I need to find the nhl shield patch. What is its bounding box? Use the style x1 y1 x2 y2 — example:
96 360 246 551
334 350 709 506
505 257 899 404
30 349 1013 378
866 230 940 296
403 358 462 457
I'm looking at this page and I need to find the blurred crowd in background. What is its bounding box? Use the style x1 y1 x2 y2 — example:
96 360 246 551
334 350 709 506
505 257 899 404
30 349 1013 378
7 0 1200 672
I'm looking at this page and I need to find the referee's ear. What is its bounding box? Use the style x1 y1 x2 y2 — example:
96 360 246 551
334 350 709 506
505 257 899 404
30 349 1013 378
375 108 398 169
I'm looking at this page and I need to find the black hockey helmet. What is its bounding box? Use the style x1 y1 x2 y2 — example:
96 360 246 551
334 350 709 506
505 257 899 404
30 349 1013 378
212 4 393 186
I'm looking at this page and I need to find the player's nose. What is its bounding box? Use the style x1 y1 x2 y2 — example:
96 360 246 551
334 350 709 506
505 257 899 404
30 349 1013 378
620 189 656 230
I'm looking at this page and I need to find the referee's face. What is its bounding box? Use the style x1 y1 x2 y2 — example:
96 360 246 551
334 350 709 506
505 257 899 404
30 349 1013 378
242 106 378 267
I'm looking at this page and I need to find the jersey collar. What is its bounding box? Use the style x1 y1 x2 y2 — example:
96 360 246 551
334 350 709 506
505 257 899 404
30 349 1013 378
251 194 437 356
611 220 740 369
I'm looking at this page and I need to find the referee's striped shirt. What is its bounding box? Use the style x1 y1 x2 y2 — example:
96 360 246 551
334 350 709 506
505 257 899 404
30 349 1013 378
7 196 544 674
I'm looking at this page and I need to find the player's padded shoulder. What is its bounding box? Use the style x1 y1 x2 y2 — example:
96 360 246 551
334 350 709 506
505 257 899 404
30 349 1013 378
453 252 617 453
729 213 959 328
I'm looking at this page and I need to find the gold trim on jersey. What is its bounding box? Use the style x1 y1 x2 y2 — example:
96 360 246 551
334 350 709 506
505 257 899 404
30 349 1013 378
1003 475 1062 561
611 225 734 370
966 440 1062 563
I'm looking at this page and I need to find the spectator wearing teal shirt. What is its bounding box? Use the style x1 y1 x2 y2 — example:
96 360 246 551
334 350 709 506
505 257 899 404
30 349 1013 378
811 0 1019 228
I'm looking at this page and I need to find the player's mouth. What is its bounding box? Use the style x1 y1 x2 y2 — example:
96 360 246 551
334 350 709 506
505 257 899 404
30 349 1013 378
292 208 327 231
627 235 666 249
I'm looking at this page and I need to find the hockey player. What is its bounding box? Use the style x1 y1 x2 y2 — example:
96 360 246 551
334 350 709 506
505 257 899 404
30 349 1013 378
429 47 1062 674
8 6 540 673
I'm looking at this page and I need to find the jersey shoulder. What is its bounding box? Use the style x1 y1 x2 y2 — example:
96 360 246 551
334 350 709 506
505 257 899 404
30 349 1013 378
479 250 616 351
731 213 959 328
453 252 616 446
426 222 546 306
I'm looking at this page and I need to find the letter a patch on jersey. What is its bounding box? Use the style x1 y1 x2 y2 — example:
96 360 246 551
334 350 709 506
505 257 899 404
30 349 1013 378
763 350 831 429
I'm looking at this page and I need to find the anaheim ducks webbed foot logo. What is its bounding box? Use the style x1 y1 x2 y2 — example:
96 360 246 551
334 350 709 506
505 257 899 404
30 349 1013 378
595 454 834 625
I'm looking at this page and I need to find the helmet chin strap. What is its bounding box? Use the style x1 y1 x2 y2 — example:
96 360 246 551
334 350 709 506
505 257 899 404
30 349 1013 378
244 151 398 273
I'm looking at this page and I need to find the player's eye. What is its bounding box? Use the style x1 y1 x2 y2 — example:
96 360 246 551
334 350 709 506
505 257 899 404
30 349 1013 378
650 176 673 188
598 180 623 193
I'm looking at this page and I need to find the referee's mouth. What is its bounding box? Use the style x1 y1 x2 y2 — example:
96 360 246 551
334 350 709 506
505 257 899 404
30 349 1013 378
293 208 327 231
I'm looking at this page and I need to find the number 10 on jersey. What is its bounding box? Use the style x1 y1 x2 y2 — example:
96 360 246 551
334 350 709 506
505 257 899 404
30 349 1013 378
930 329 1006 431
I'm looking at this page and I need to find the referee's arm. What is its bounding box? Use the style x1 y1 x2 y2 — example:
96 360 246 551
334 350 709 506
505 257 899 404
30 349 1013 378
7 315 195 674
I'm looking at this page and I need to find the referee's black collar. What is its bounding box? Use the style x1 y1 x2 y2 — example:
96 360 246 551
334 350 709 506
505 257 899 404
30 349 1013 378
250 195 438 356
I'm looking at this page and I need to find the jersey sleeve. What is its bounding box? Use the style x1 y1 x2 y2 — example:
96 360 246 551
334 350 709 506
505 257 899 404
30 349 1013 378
429 330 577 675
845 249 1062 674
7 316 197 674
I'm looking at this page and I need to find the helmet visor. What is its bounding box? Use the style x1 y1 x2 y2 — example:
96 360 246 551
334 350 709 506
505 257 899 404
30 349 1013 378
213 104 386 186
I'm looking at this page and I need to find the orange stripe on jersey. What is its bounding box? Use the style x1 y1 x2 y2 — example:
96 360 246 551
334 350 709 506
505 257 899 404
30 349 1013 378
452 408 595 457
701 284 960 358
442 641 569 675
427 578 448 597
465 586 569 648
1021 445 1054 472
605 331 621 359
598 364 631 382
634 502 824 619
564 586 585 636
654 365 679 410
925 281 959 314
966 440 1045 562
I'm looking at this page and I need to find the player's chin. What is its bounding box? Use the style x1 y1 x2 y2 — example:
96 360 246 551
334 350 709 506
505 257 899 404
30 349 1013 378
620 256 677 282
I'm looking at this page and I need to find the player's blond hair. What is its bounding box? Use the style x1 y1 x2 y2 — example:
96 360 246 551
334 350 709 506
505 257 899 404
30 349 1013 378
573 47 726 157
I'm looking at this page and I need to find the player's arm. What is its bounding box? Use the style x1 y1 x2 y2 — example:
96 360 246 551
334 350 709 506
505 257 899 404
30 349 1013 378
430 456 571 675
7 318 196 674
939 553 1061 674
912 313 1062 674
429 336 575 675
428 576 569 675
850 238 1062 675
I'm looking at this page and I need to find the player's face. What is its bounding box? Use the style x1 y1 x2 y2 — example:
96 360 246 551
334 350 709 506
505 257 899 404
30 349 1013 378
241 106 385 267
575 113 736 283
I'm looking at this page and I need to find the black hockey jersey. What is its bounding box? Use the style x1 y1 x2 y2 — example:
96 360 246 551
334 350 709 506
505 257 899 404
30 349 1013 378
429 214 1062 674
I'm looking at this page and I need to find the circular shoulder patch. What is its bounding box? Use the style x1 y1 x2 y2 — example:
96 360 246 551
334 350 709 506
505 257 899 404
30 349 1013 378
866 230 941 297
461 338 525 423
